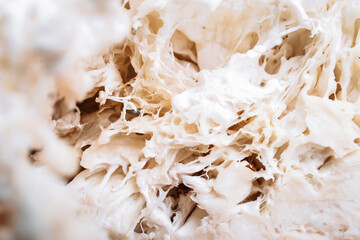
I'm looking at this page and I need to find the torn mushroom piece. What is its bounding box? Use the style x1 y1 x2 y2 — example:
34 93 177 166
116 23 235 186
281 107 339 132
3 0 360 240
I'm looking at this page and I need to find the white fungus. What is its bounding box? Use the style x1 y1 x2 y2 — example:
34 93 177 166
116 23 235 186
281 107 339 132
1 0 360 239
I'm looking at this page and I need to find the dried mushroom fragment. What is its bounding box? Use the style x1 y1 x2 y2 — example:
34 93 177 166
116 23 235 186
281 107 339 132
3 0 360 240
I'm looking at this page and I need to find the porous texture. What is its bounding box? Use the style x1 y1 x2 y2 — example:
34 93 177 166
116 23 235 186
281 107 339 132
1 0 360 239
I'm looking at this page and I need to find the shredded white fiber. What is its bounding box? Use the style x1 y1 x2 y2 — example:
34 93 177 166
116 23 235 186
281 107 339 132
1 0 360 239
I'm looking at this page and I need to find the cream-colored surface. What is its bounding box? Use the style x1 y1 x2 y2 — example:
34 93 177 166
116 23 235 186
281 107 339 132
1 0 360 239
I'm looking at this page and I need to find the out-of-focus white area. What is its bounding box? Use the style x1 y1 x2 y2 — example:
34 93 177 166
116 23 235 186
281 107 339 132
1 0 360 239
0 0 129 239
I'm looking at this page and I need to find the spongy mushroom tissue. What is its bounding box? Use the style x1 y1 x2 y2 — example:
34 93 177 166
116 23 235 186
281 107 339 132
1 0 360 239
